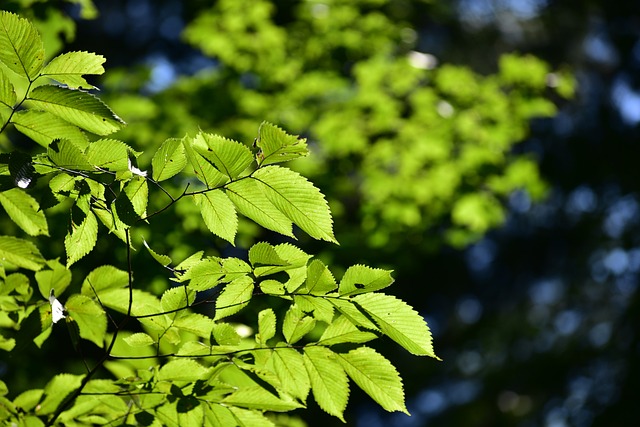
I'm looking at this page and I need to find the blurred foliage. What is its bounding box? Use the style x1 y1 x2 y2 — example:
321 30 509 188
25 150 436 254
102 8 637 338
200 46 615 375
92 0 574 255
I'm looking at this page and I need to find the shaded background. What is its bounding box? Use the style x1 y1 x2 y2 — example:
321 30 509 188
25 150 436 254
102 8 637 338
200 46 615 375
4 0 640 426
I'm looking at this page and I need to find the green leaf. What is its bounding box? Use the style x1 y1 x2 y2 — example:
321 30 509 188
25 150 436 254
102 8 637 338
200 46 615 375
161 285 194 315
204 405 237 427
28 85 125 135
302 259 337 295
123 176 148 217
252 166 336 243
223 386 303 412
337 347 407 414
214 276 254 320
282 305 316 344
0 66 16 107
338 265 394 296
123 332 155 347
66 294 107 348
0 235 45 271
328 298 379 331
152 137 187 181
38 373 84 415
64 210 98 267
194 190 238 245
256 308 276 345
143 239 172 267
293 295 334 323
255 122 308 166
225 178 294 237
272 347 310 400
35 259 72 299
249 241 287 266
11 110 88 148
81 265 128 296
158 359 210 382
228 406 276 427
212 322 241 345
92 202 129 244
85 138 131 172
173 313 214 339
183 136 228 188
303 346 349 422
354 293 439 358
319 315 378 346
40 51 105 89
185 258 224 291
193 132 253 179
0 188 49 236
48 138 92 170
0 11 44 80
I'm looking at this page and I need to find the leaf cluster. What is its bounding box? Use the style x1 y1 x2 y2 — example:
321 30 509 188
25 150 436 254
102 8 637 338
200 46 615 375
0 11 439 427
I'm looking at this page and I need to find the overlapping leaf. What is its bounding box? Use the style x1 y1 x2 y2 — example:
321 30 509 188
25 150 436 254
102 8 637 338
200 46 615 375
255 122 308 166
64 210 98 267
0 67 16 107
11 110 88 148
65 294 107 348
0 235 45 270
41 51 105 89
28 85 125 135
214 276 254 320
193 132 253 179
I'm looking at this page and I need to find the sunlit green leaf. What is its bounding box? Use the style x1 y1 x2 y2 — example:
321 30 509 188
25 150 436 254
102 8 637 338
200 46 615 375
85 138 131 172
28 85 125 135
143 239 172 267
0 235 45 271
338 265 394 296
38 373 84 415
66 294 107 348
123 332 155 347
214 276 254 320
194 190 237 244
319 315 378 346
255 122 308 166
11 110 88 148
225 178 294 237
337 347 407 414
256 308 276 345
272 347 310 400
252 166 336 243
64 210 98 267
282 304 315 344
35 259 71 299
193 132 253 179
0 66 16 107
151 137 187 181
223 386 303 412
0 11 44 80
0 188 49 236
354 293 439 358
303 346 348 421
41 51 105 89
